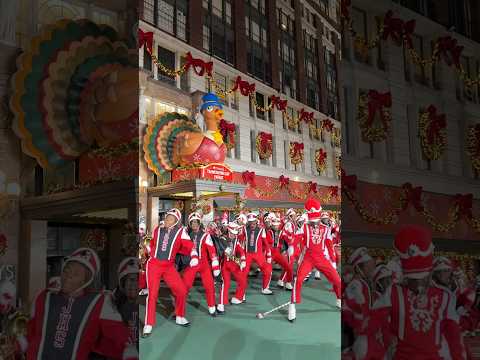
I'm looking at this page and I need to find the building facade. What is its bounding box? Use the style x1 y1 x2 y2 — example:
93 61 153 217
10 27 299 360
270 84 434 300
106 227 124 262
341 0 480 251
139 0 342 227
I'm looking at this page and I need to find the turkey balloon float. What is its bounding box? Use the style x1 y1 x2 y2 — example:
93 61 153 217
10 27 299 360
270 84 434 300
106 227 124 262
144 93 227 174
10 19 138 169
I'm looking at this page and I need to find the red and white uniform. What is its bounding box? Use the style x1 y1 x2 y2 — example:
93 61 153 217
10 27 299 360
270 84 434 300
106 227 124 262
27 290 132 360
280 220 301 283
266 228 293 283
182 230 219 308
291 222 341 304
239 225 272 294
145 224 197 326
368 284 466 360
219 235 247 305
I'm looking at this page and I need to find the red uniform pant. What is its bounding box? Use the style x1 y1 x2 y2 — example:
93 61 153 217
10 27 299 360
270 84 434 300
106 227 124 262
281 246 301 282
240 252 272 297
271 248 293 283
182 261 216 307
145 258 187 326
219 260 247 305
291 251 341 304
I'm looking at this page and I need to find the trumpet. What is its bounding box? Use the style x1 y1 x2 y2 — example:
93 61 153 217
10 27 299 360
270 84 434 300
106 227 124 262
226 253 242 267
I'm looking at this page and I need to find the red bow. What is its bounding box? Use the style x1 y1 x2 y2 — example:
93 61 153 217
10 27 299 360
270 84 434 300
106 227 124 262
232 76 256 97
322 119 334 132
437 36 464 68
426 105 447 144
308 182 318 193
317 149 327 163
367 90 392 126
219 119 236 144
291 142 304 153
299 109 315 124
402 183 424 212
329 186 339 198
242 171 256 187
454 193 473 219
184 52 213 77
138 29 153 53
279 175 290 188
270 95 288 111
341 169 357 191
383 11 416 48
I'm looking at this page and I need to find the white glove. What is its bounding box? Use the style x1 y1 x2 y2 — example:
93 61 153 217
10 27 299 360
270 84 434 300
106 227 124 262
189 258 198 267
288 246 294 257
240 261 246 271
213 269 220 277
266 256 271 264
332 262 337 270
224 247 232 256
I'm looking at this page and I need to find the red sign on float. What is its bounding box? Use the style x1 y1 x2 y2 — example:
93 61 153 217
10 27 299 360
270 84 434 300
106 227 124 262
200 163 233 182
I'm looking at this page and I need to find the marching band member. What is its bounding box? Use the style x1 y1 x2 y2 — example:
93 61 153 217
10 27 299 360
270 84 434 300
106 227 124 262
265 214 293 290
27 248 136 359
182 212 221 317
367 225 466 360
278 211 303 288
238 212 274 299
288 198 342 322
217 222 247 314
143 208 199 336
114 257 139 350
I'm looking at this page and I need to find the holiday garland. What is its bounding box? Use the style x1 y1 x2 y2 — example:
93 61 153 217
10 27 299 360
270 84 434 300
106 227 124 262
467 124 480 172
219 119 236 151
256 132 273 160
418 105 447 161
357 90 392 143
81 229 107 252
315 148 328 174
289 142 304 165
340 5 480 88
342 170 480 233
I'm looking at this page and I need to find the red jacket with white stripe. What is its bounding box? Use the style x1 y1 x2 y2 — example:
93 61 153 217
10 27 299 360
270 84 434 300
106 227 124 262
281 221 296 245
266 228 288 251
27 289 135 360
294 222 332 256
189 230 220 272
148 224 198 264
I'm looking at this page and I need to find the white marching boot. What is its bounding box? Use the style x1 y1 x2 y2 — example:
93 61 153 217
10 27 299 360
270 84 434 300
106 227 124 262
216 304 225 314
277 279 285 288
261 288 273 295
285 282 293 290
288 303 296 322
314 271 321 280
231 297 243 305
139 289 148 296
176 317 190 327
208 306 217 316
336 299 341 309
142 325 152 338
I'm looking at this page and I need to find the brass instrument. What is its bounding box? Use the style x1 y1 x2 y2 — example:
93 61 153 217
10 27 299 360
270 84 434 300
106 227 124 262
0 311 28 359
225 253 242 267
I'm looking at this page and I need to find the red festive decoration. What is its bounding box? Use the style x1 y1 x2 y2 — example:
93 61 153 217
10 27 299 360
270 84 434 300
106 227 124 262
467 124 480 172
329 186 339 199
437 36 464 68
242 171 256 187
382 10 416 48
232 76 256 97
289 142 304 165
256 132 273 160
270 95 288 111
308 182 318 193
184 52 213 77
279 175 290 188
219 119 236 151
358 90 392 143
454 193 473 219
0 234 7 257
322 119 334 132
341 169 357 191
402 183 424 212
81 229 107 252
315 148 328 174
418 105 447 161
138 29 153 53
299 109 314 124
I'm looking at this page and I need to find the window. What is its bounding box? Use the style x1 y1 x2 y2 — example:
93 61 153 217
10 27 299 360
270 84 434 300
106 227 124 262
278 8 296 98
156 0 188 41
250 130 257 162
157 46 176 86
325 49 338 119
204 0 235 65
320 0 329 15
351 7 368 63
143 0 155 24
256 93 265 120
448 0 470 37
143 47 152 71
246 2 270 83
305 31 320 110
214 73 228 104
230 79 239 110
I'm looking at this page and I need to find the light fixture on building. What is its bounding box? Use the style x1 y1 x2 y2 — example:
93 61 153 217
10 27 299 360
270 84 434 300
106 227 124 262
0 170 20 220
281 23 287 31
